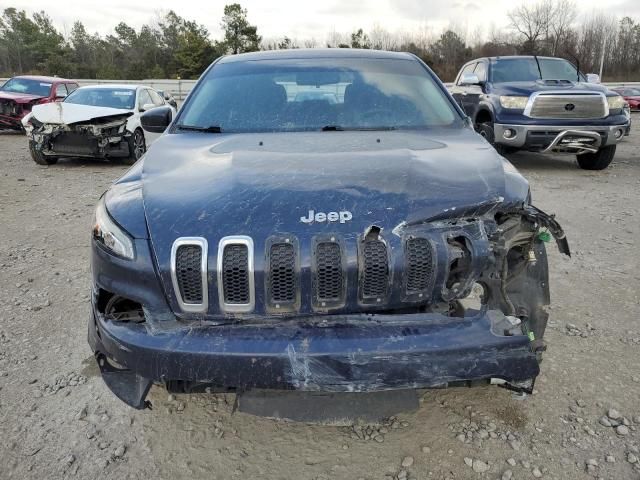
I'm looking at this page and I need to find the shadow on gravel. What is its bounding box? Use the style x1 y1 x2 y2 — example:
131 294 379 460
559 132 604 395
45 157 131 169
506 152 580 172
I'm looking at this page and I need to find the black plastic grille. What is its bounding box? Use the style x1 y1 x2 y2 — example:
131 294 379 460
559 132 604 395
315 242 343 302
222 244 250 304
361 240 389 299
405 237 434 294
268 243 296 304
175 245 203 304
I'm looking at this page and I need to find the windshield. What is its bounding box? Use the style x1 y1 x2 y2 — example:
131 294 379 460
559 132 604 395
177 57 460 133
64 88 136 109
491 58 585 83
1 78 52 96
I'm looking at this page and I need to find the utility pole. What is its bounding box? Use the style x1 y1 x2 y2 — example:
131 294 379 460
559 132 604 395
598 34 607 80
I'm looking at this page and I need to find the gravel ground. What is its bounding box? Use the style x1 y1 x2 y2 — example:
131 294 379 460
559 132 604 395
0 126 639 480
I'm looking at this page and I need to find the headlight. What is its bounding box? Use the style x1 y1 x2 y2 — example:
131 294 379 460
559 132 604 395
607 95 625 110
499 96 529 109
93 196 135 259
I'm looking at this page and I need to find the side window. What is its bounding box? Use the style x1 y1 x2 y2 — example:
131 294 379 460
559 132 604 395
138 89 153 109
148 89 164 106
54 83 68 98
474 63 487 83
67 83 79 93
456 63 477 85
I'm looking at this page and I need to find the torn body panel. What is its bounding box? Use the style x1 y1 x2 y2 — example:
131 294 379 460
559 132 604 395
26 113 133 159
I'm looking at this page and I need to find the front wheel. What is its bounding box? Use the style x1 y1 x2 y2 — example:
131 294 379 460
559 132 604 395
576 145 616 170
28 141 58 165
123 129 146 165
475 122 512 155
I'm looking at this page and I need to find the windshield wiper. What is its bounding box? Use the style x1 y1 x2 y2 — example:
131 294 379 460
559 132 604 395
176 124 223 133
321 125 399 132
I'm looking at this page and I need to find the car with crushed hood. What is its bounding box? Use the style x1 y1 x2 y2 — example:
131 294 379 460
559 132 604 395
88 49 570 409
0 75 79 131
22 84 176 165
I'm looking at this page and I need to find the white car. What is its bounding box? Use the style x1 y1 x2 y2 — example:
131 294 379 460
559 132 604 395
22 84 176 165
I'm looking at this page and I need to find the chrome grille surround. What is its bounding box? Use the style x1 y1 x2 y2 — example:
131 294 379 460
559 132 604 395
524 91 608 119
217 236 255 313
170 237 208 313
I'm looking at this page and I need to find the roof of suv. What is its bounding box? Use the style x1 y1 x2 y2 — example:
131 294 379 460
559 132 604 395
13 75 73 82
219 48 416 63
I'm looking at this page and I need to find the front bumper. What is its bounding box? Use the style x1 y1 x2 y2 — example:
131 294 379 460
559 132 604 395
0 113 25 130
494 123 628 152
89 305 540 409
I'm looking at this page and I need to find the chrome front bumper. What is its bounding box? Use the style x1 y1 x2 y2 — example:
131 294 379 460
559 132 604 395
494 124 627 153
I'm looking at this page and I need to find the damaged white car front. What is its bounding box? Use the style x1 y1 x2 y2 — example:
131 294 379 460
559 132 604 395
23 103 135 165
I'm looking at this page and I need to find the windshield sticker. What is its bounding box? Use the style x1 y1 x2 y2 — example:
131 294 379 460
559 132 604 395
40 83 52 87
113 91 134 96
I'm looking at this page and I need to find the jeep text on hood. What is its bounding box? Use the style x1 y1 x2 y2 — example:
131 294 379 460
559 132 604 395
88 49 569 409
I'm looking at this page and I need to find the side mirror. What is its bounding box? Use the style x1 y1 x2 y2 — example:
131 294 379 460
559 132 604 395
460 73 481 86
139 103 155 113
141 105 173 133
586 73 600 84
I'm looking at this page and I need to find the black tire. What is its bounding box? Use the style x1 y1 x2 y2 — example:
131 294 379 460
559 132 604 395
475 121 510 155
123 129 146 165
576 145 616 170
28 140 58 165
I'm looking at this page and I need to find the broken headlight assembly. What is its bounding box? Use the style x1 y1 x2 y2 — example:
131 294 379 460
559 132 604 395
92 196 135 259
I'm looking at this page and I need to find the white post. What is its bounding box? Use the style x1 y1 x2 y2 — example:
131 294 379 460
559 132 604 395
598 34 607 80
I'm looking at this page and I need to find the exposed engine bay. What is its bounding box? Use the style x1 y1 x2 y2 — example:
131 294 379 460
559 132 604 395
25 113 133 158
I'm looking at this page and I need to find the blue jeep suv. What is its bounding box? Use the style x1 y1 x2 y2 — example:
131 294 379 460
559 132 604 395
449 56 629 170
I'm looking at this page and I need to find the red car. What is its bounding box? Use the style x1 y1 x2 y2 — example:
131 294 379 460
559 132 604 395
612 87 640 111
0 75 79 131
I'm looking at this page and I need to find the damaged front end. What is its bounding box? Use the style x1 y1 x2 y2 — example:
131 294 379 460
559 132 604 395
26 113 133 159
88 192 569 409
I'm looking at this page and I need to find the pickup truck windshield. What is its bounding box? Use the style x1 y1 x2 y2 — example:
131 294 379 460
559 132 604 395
1 78 52 96
64 88 136 110
491 58 585 83
177 57 460 133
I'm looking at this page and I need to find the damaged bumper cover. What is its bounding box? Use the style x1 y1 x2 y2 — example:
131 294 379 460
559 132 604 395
25 114 133 158
89 306 539 409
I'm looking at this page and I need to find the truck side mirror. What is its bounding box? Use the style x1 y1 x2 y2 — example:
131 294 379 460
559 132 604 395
460 73 481 86
586 73 600 84
141 105 173 133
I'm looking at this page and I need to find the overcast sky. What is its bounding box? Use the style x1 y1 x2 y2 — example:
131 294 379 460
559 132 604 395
8 0 640 43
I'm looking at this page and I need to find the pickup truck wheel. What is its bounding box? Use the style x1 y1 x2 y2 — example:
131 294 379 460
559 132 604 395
476 122 509 155
123 129 146 165
28 141 58 165
576 145 616 170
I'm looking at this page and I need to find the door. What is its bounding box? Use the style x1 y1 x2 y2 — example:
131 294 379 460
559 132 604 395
450 62 476 114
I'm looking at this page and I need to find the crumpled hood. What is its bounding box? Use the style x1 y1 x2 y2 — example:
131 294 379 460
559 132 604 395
0 91 43 103
29 102 132 125
491 80 614 96
140 128 526 265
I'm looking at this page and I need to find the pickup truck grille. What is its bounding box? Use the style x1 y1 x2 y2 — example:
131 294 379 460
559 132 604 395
172 234 440 314
527 93 606 119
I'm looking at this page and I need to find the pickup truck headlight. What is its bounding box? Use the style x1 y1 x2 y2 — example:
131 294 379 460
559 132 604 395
93 196 135 259
499 96 529 109
607 95 625 110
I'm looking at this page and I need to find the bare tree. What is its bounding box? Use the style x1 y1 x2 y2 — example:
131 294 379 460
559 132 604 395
507 0 552 53
549 0 577 55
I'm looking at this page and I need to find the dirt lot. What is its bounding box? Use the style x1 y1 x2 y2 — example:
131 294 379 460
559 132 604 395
0 127 639 480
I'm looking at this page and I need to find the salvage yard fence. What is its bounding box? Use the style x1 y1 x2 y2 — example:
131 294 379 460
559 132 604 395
2 78 639 101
